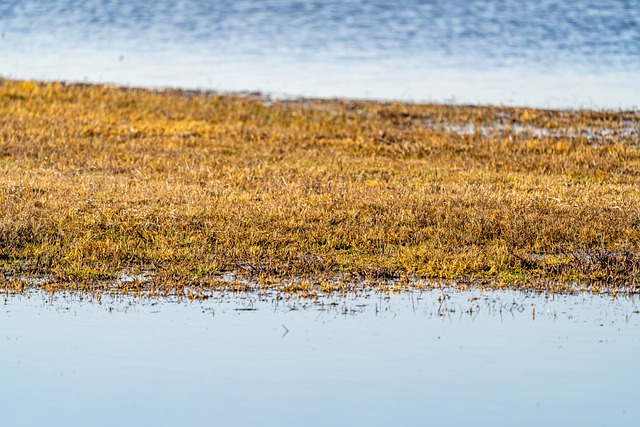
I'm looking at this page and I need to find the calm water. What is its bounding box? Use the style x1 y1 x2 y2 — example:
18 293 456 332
0 0 638 108
1 289 639 426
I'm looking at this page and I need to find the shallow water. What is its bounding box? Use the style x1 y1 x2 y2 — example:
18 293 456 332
1 0 639 108
1 289 638 426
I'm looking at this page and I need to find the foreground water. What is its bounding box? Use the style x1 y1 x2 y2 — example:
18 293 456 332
1 0 639 108
1 289 638 426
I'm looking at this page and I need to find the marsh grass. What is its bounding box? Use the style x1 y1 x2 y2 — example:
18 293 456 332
1 79 639 294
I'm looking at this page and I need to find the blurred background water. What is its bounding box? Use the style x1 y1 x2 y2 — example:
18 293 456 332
1 0 638 108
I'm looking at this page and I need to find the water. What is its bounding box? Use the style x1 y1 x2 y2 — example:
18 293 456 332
1 0 638 108
1 289 639 426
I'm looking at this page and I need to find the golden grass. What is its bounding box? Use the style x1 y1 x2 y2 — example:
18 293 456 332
1 78 639 294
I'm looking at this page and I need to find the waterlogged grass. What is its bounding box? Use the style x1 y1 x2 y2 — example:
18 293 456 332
1 79 639 294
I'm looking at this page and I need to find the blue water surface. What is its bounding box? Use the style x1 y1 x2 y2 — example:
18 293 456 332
1 0 639 108
1 289 639 427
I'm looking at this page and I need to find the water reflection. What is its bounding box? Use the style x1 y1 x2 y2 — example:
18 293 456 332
1 289 638 426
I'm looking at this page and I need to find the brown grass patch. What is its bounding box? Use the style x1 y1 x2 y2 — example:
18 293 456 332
1 79 639 293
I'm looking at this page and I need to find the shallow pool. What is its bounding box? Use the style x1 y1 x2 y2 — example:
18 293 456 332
1 289 638 426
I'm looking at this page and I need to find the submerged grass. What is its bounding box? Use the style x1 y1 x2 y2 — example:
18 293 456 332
1 78 639 294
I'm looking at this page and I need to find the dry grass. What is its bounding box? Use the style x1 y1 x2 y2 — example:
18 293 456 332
1 78 639 294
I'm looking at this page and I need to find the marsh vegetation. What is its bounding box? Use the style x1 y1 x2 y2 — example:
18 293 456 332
1 79 639 294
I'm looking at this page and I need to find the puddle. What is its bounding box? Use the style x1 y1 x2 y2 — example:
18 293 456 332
422 118 640 143
1 288 638 426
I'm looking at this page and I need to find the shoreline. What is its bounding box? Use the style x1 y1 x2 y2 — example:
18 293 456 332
1 78 639 296
2 270 637 300
11 76 640 114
